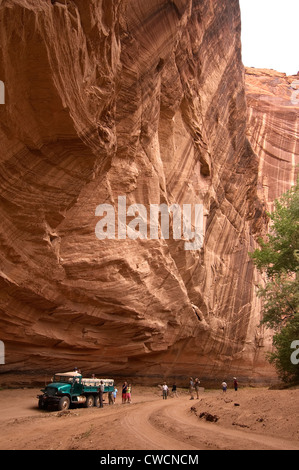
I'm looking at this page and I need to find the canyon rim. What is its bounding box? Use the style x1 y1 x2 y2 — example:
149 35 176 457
0 0 298 385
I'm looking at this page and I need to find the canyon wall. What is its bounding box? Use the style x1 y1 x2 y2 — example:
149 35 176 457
246 67 299 209
0 0 286 383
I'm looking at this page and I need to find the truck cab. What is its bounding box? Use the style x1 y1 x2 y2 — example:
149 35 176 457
38 372 114 411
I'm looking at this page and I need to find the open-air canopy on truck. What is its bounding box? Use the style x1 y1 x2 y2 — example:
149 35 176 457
52 372 82 383
37 371 114 411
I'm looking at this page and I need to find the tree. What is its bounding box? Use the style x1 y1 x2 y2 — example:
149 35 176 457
250 179 299 383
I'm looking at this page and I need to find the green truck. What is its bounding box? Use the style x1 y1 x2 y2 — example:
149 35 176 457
37 372 114 411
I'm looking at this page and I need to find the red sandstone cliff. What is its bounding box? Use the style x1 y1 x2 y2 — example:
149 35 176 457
0 0 291 383
246 68 299 209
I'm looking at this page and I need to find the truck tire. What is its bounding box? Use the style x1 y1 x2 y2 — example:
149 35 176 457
58 396 70 411
84 395 94 408
94 395 100 408
38 398 46 410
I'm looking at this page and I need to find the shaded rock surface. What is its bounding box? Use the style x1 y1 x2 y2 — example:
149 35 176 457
0 0 293 382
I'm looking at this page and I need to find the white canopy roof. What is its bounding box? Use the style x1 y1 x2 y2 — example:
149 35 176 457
55 372 82 377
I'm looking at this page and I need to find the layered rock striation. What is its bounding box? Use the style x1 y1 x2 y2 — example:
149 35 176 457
246 68 299 209
0 0 284 382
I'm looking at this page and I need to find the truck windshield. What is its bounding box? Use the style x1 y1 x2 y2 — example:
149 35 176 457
53 375 76 383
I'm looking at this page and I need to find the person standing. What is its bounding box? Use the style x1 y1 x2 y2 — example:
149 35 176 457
222 381 227 393
194 378 201 399
108 391 114 405
113 386 118 403
172 383 178 398
126 384 132 403
189 377 195 400
233 377 238 391
122 381 127 404
99 380 104 408
162 382 168 399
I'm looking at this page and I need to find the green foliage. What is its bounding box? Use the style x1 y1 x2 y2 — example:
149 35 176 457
251 180 299 279
250 178 299 383
267 315 299 384
257 274 298 328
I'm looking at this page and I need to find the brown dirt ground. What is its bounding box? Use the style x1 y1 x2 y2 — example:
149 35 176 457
0 379 298 451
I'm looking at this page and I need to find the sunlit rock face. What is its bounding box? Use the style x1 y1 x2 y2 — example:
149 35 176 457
246 67 299 209
0 0 276 382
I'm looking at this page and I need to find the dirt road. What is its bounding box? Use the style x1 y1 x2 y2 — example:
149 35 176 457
0 386 298 450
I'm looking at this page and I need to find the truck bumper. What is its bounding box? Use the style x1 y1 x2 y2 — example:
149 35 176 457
38 394 60 407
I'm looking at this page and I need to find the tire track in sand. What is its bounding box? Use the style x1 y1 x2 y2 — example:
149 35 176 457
122 398 299 450
122 399 204 450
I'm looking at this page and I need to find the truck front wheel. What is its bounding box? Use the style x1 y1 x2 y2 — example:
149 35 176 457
38 397 46 410
58 396 70 411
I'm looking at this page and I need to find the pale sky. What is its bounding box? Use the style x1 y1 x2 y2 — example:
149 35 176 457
240 0 299 76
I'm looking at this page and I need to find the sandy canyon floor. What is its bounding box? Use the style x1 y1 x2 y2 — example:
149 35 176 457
0 382 298 451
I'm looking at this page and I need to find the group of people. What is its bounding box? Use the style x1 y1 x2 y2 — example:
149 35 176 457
161 378 201 400
121 381 132 403
105 382 133 405
104 376 239 405
101 381 131 405
161 382 180 399
222 377 238 393
190 376 239 397
161 376 239 400
74 368 238 407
